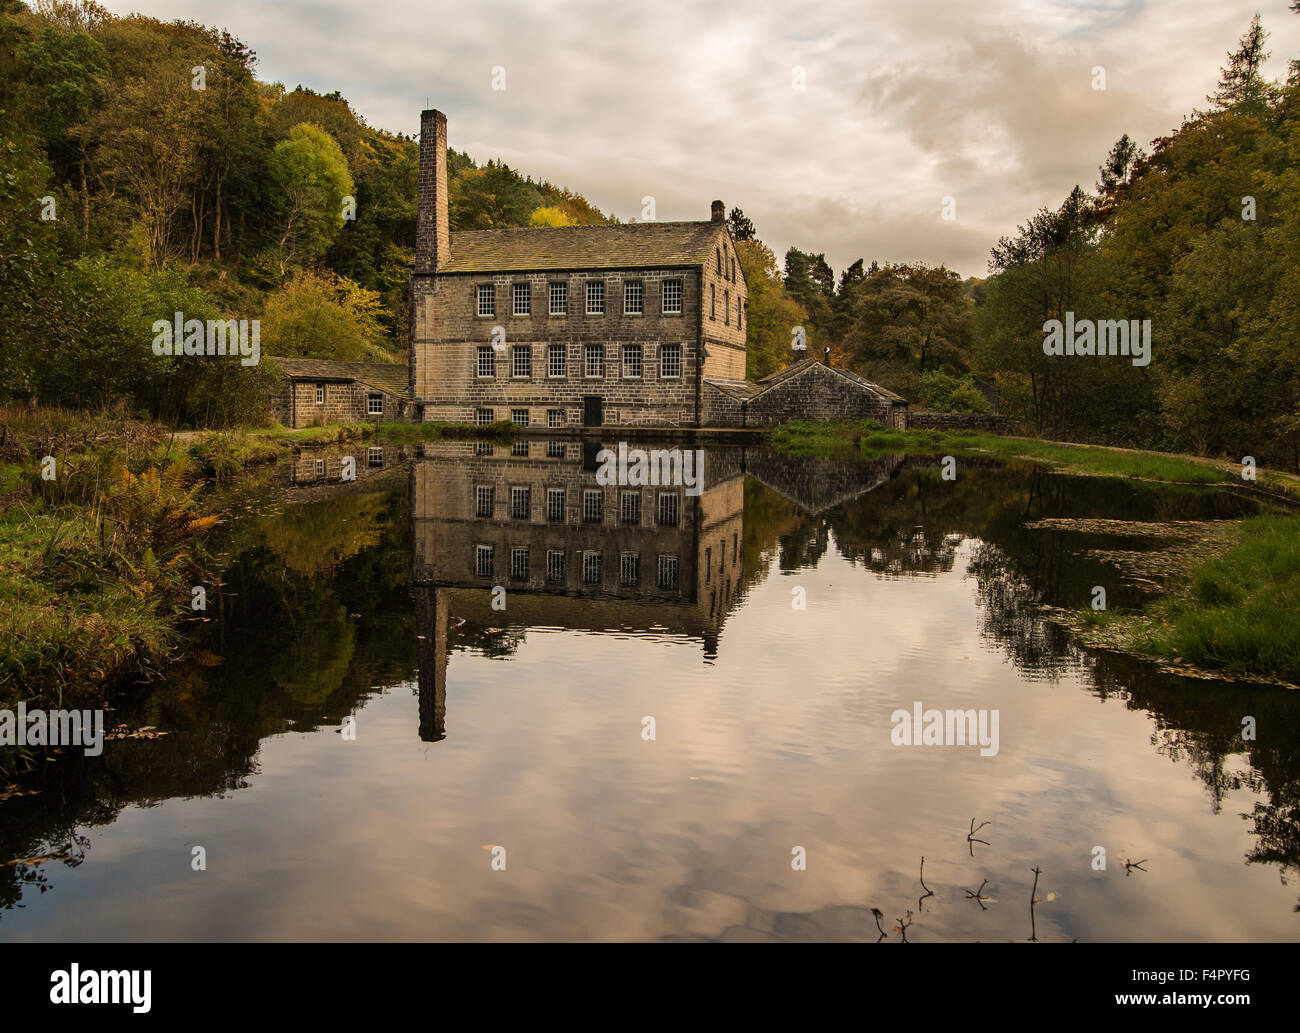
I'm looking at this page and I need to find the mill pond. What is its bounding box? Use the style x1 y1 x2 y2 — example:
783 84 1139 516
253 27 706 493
1 440 1296 942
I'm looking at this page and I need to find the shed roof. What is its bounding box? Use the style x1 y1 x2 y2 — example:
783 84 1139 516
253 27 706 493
269 357 409 396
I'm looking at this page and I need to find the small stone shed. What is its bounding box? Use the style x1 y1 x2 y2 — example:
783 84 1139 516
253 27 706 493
270 357 416 428
701 356 908 429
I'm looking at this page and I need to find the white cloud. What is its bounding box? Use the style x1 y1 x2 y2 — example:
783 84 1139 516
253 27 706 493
100 0 1300 276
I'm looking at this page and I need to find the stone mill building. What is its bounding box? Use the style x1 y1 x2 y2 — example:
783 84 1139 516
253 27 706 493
408 108 906 430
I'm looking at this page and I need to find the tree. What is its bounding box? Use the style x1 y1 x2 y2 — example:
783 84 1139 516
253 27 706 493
267 123 354 278
1207 14 1276 115
726 207 756 240
261 270 387 362
738 239 806 379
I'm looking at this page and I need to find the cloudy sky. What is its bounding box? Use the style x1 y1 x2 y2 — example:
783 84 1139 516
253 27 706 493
102 0 1300 278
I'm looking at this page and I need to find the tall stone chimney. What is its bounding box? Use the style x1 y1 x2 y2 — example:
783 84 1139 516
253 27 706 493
711 200 724 223
415 109 450 273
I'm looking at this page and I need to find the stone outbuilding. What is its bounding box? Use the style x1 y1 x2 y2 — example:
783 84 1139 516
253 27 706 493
270 357 415 429
701 356 907 428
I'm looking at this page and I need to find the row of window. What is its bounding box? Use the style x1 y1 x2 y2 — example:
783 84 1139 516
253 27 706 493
479 280 682 318
474 486 681 526
476 342 681 380
469 440 565 458
310 384 385 416
474 545 679 589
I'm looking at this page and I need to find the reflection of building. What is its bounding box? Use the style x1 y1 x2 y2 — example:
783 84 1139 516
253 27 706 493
279 444 408 486
410 441 747 741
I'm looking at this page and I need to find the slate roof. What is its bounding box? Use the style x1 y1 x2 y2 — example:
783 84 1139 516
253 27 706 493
437 221 724 274
752 358 908 404
269 357 410 396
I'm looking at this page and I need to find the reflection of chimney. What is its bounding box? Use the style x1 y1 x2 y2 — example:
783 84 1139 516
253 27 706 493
415 109 450 273
416 586 449 742
711 200 724 223
824 347 831 366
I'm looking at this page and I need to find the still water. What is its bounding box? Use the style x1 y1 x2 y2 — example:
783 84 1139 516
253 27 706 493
2 441 1296 941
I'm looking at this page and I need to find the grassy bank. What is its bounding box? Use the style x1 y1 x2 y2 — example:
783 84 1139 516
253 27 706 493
1067 514 1300 686
1 407 518 706
770 420 1238 486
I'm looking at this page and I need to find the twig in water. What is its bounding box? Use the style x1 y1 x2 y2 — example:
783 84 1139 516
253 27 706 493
1029 865 1042 942
918 856 934 911
1124 858 1148 876
967 817 991 856
965 878 991 910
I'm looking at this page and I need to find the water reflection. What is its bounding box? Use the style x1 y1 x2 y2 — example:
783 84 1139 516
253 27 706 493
3 441 1299 941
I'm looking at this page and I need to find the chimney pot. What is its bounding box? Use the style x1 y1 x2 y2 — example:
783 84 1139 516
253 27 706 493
824 347 831 366
711 200 724 223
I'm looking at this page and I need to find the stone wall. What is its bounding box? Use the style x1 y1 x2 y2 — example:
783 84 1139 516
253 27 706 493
273 379 408 428
411 267 707 426
745 363 906 428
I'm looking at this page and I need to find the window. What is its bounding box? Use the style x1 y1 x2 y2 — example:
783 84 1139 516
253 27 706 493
315 384 325 404
660 343 682 379
476 408 494 425
716 248 722 274
315 458 325 476
620 491 641 525
657 492 680 527
511 408 529 427
511 440 529 457
586 280 605 315
724 290 730 326
622 343 642 378
511 547 529 580
546 549 565 582
367 394 383 416
710 284 716 319
367 446 383 468
546 440 565 458
549 282 567 315
658 554 679 590
585 343 605 378
620 552 640 586
583 489 603 523
513 282 530 316
739 300 744 329
475 441 494 456
548 344 567 378
477 284 495 317
476 485 494 518
477 345 495 378
511 486 530 520
662 279 682 314
547 408 565 428
512 345 532 379
705 546 712 583
475 545 494 577
624 281 643 315
546 487 565 521
582 551 602 585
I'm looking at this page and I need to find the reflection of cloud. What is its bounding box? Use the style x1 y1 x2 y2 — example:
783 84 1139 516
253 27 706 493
99 0 1298 275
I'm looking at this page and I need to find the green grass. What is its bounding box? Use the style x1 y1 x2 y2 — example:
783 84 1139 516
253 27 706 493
0 504 179 707
1136 514 1300 684
770 420 1229 484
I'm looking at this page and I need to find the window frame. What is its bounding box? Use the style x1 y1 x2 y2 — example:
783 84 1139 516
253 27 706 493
622 343 642 379
477 283 495 318
512 281 531 317
660 342 682 379
586 280 605 315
